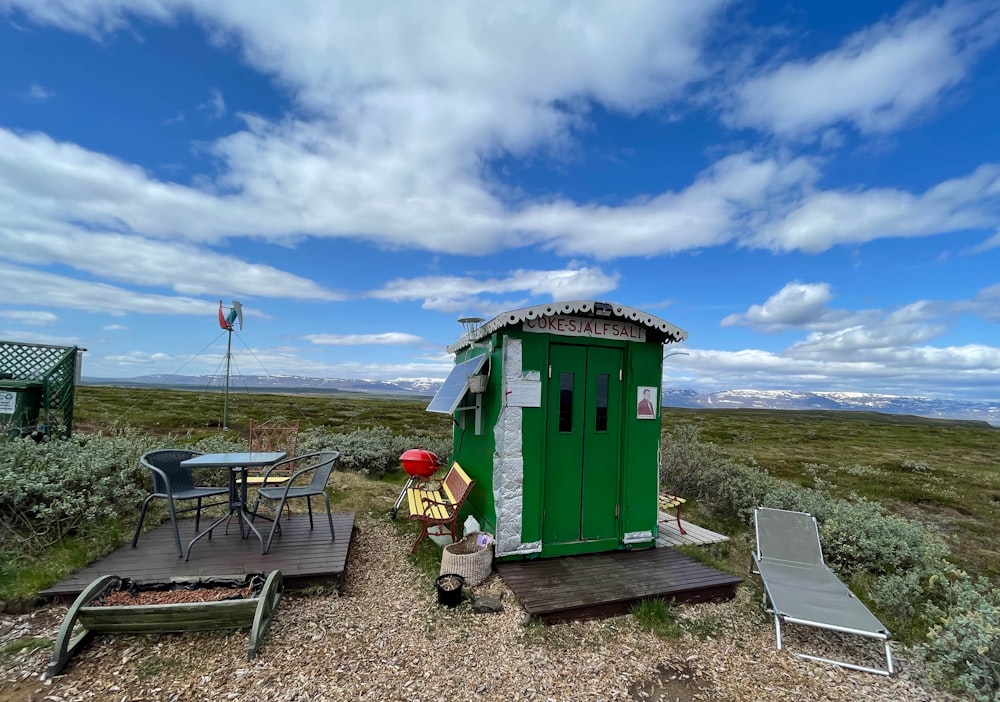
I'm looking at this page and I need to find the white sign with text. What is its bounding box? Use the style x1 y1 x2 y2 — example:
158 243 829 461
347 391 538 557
0 391 17 414
522 315 646 342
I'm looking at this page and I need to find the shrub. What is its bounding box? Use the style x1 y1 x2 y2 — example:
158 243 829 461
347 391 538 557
917 564 1000 701
659 425 997 701
0 427 158 552
901 459 933 474
298 425 452 479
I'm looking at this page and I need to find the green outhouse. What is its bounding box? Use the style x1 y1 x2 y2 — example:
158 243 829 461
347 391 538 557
0 340 84 439
427 301 687 560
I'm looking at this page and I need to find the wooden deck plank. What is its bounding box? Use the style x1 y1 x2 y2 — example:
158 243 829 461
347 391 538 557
656 512 731 547
40 513 355 600
495 547 741 622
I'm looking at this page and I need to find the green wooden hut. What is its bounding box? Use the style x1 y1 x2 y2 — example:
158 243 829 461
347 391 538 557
0 340 84 439
427 301 687 560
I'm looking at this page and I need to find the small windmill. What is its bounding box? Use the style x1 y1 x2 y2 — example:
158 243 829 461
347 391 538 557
217 300 244 430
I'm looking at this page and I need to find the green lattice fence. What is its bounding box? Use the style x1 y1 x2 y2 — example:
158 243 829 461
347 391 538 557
0 341 81 439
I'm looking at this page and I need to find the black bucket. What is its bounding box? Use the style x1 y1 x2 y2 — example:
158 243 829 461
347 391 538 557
435 573 465 607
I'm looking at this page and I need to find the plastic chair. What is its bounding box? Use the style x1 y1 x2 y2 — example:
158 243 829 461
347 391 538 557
131 449 229 558
251 451 340 554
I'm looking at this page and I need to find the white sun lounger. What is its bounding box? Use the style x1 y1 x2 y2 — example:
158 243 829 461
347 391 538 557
751 507 894 676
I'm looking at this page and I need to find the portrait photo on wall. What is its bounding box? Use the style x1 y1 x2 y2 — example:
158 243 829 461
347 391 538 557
637 386 657 419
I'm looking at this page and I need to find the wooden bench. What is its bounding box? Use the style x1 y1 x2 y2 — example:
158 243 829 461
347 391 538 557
406 462 475 553
658 493 687 534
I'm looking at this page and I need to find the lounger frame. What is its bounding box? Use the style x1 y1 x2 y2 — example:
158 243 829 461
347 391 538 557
751 507 894 676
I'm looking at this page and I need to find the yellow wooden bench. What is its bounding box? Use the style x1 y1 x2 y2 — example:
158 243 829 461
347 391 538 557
406 462 475 553
658 493 687 534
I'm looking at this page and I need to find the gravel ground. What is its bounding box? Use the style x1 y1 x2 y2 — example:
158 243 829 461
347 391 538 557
0 517 958 702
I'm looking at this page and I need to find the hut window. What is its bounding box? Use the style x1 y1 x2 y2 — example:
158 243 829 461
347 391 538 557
595 374 609 431
558 372 574 432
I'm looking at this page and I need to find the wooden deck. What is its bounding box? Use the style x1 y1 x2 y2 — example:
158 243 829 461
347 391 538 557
656 512 731 547
39 513 355 601
495 547 742 623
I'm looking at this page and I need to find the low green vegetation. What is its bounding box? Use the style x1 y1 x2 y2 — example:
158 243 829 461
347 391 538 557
3 387 997 699
660 424 999 701
661 408 1000 580
630 598 682 639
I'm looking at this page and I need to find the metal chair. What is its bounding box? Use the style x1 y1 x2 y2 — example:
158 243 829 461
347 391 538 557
223 418 300 534
131 449 229 558
246 419 299 486
751 507 894 676
251 451 340 554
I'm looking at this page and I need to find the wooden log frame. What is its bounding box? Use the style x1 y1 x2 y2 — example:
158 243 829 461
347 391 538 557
45 570 284 678
405 462 475 553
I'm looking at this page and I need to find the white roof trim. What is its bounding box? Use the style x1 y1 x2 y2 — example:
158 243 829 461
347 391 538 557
447 300 688 352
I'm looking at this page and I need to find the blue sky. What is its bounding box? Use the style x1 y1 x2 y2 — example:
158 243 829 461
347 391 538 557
1 1 999 401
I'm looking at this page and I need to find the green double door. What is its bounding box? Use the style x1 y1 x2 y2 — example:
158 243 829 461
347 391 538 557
542 343 623 548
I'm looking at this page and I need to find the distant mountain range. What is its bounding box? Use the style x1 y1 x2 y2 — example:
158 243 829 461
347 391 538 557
661 388 1000 426
84 374 1000 426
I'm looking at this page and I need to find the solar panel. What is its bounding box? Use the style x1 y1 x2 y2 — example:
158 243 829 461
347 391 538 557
426 354 489 414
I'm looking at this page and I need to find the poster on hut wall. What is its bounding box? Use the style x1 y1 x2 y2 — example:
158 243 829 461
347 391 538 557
506 371 542 407
0 391 16 414
637 386 657 419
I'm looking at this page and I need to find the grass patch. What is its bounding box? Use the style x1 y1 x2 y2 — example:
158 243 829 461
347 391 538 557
0 519 131 602
630 598 682 638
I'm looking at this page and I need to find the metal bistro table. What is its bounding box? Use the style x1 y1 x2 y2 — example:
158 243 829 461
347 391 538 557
181 451 286 560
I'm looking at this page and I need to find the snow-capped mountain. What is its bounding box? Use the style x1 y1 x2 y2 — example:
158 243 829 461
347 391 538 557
661 388 1000 425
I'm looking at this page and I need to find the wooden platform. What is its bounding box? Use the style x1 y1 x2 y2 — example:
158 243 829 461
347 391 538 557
656 513 731 547
495 547 742 623
39 513 355 600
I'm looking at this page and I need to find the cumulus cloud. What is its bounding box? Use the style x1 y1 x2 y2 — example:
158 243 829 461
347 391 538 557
727 1 1000 137
721 282 838 331
674 344 1000 399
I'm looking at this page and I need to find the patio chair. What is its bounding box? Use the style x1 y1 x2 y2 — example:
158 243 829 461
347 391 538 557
223 418 300 534
131 449 229 558
246 418 300 486
751 507 894 676
250 450 340 554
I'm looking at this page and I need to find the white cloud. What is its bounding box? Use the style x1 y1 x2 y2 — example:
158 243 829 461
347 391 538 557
103 350 173 367
304 332 427 346
700 281 1000 399
0 263 215 316
671 344 1000 400
751 164 1000 253
721 282 837 331
369 265 619 314
727 1 1000 137
26 82 54 101
0 310 58 326
199 88 226 118
102 324 127 331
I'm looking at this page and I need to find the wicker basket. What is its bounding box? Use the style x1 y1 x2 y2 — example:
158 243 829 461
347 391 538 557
467 374 488 394
439 533 494 585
